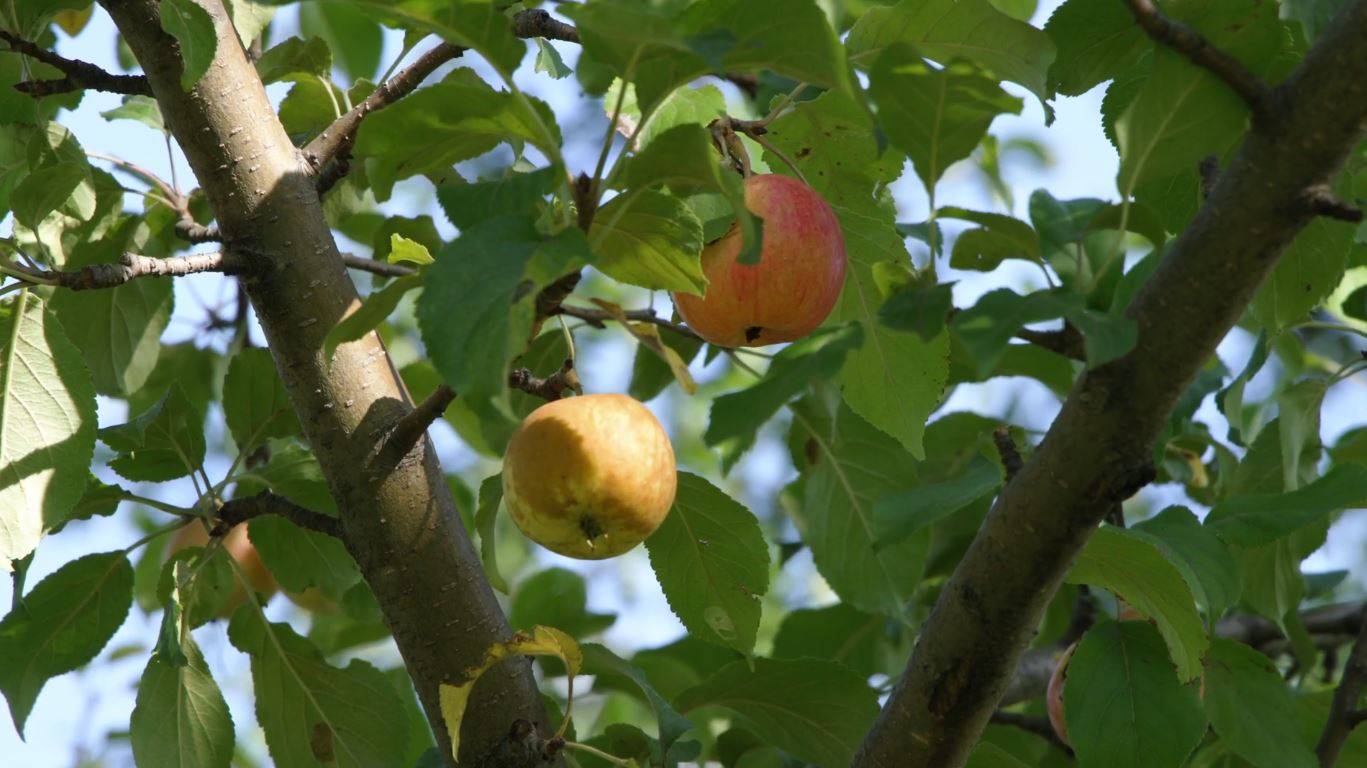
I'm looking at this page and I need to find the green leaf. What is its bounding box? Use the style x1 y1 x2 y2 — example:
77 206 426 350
623 124 757 265
354 69 561 200
48 263 173 396
879 281 955 341
788 398 924 615
323 273 422 363
582 644 694 761
510 568 614 637
939 206 1040 271
607 81 727 152
1063 621 1206 768
771 603 884 678
951 288 1084 377
1131 506 1241 620
874 453 1002 548
705 324 863 468
560 0 709 114
676 657 877 768
0 552 133 734
1206 463 1367 547
99 95 165 131
474 474 508 594
12 161 90 229
160 0 218 90
222 347 299 453
1215 331 1270 446
1069 307 1138 368
1278 378 1327 492
414 216 542 401
590 190 706 294
255 36 333 84
871 48 1023 191
680 0 851 94
131 634 235 768
158 542 236 629
100 387 207 482
847 0 1057 105
234 442 337 514
299 1 381 80
966 742 1031 768
533 38 571 79
1204 638 1317 768
0 296 97 569
1065 526 1208 681
1043 0 1149 96
249 515 358 600
228 610 408 767
436 166 558 230
1252 217 1356 332
643 473 769 654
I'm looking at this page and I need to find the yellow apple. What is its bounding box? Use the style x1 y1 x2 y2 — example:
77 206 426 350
502 393 677 559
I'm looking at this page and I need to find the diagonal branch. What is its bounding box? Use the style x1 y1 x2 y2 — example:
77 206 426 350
304 9 582 185
854 2 1367 764
215 491 345 540
1 30 152 96
1122 0 1272 117
1317 611 1367 765
3 250 249 290
369 384 458 476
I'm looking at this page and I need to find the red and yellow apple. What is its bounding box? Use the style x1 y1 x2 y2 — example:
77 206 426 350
502 393 677 559
167 521 277 618
672 174 846 347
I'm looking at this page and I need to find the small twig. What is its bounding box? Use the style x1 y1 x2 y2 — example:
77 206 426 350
304 9 583 185
989 711 1073 755
992 426 1024 482
1317 610 1367 765
1122 0 1271 118
1199 155 1220 200
303 41 465 177
88 153 220 243
369 384 458 474
533 271 583 325
1301 185 1364 223
508 358 580 402
4 251 249 291
1016 324 1086 361
215 491 344 540
340 253 417 278
553 303 702 341
1 30 152 96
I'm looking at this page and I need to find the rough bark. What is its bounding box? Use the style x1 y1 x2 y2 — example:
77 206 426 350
97 1 549 764
853 2 1367 765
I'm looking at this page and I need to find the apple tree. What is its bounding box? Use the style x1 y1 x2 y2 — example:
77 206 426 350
3 0 1367 767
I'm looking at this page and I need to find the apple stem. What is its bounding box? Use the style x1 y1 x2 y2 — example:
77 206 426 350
748 131 809 186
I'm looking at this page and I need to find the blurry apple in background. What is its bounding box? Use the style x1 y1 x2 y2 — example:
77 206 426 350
166 521 277 619
672 174 846 347
502 393 677 560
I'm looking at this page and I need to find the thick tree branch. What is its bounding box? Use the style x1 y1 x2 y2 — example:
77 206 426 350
96 1 555 764
1015 324 1085 361
1 30 152 96
1317 611 1367 765
1122 0 1272 117
215 491 344 540
3 250 248 290
303 9 581 182
855 3 1367 764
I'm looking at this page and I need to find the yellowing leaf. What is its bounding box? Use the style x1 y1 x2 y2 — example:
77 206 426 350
388 233 433 266
439 626 582 761
591 299 697 394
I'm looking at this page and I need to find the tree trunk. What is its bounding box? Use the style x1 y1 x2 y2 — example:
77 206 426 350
97 1 549 763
